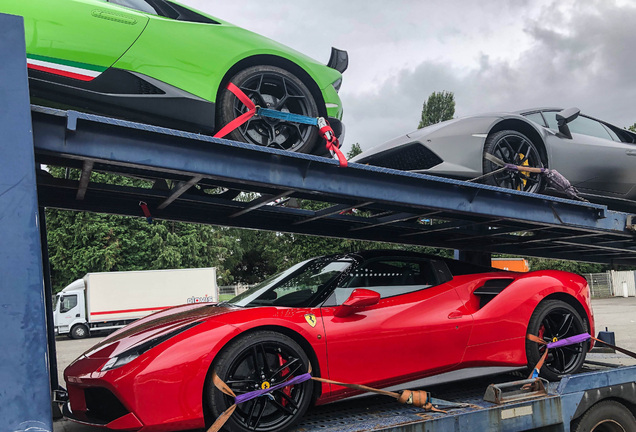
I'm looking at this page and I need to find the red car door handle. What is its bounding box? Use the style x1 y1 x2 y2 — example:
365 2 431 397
448 311 463 319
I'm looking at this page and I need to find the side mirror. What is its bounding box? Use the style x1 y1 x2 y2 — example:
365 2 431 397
556 107 580 139
334 289 380 318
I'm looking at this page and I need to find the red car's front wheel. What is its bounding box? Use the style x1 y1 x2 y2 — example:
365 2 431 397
207 330 314 432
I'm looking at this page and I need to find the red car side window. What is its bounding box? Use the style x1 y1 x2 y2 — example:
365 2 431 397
338 259 436 300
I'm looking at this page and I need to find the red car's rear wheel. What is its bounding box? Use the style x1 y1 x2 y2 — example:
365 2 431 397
526 299 588 381
207 330 313 432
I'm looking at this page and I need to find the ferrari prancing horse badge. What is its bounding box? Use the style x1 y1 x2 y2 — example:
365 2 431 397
304 314 317 328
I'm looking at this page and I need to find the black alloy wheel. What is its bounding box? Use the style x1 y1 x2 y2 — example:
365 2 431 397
526 300 588 381
483 129 544 193
207 331 313 432
218 65 320 153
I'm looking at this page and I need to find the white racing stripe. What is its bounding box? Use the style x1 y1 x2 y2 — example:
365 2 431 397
27 58 101 78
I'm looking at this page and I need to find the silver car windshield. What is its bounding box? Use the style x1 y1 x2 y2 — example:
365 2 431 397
228 257 354 308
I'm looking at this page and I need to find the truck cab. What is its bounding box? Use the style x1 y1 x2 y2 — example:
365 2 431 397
53 279 87 338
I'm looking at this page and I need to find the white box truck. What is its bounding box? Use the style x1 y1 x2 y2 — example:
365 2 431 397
53 268 218 339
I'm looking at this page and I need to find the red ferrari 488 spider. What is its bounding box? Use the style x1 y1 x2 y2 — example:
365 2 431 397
63 250 593 432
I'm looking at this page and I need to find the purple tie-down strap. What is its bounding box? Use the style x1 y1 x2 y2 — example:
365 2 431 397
547 333 590 349
234 373 312 405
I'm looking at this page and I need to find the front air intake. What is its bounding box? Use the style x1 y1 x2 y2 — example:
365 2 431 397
369 143 443 171
85 388 129 423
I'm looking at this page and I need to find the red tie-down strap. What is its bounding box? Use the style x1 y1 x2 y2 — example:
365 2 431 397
215 83 347 167
213 82 257 139
139 201 153 224
318 118 348 168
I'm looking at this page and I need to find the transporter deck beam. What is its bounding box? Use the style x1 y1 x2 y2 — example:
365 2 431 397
32 106 636 265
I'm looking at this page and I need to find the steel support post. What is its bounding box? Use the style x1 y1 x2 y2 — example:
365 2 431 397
39 206 60 392
454 250 492 267
0 13 52 432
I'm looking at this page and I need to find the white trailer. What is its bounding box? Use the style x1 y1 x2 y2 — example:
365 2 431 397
53 268 218 339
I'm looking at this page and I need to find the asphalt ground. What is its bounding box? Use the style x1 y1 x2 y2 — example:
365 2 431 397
52 297 636 432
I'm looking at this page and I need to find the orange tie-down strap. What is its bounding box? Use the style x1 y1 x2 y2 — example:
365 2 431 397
207 369 446 432
311 376 445 412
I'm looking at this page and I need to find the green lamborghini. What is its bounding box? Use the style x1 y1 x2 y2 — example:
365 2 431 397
2 0 347 153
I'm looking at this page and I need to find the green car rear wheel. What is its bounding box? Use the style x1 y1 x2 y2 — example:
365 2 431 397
218 66 320 153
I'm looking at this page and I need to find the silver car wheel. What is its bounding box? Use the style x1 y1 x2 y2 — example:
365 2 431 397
483 130 544 193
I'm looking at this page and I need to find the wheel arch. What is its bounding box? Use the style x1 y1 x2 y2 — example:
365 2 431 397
242 324 323 391
217 55 327 117
488 119 549 166
540 292 591 330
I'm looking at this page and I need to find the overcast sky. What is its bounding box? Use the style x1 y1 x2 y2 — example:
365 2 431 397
182 0 636 153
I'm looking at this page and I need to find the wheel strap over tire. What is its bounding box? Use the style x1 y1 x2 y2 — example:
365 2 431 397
527 333 592 378
483 152 587 201
213 82 257 140
214 82 348 167
528 331 636 380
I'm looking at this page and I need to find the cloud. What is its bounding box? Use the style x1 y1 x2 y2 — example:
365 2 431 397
343 0 636 151
182 0 636 151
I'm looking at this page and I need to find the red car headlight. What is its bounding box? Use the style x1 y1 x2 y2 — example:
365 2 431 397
101 321 202 372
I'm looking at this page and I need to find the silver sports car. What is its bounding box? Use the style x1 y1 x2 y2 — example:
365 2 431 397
351 107 636 211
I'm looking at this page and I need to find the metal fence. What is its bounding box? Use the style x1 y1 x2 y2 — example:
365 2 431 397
218 283 253 299
583 271 636 298
584 273 612 298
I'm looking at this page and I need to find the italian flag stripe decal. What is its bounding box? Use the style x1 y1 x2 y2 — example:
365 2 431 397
27 54 106 82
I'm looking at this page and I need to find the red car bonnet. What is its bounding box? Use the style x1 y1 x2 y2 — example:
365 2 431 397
82 303 233 359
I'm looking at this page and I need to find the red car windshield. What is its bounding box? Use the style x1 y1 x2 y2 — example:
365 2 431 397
228 257 354 308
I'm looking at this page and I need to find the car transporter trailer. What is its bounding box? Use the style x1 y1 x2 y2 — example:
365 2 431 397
2 13 636 432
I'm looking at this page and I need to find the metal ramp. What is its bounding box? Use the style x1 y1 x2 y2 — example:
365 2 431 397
33 106 636 266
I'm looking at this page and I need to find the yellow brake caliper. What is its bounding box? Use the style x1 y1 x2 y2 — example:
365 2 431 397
518 153 530 190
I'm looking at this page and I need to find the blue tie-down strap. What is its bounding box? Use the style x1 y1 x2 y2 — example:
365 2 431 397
256 108 319 126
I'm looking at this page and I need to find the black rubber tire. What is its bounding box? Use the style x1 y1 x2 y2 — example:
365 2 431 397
571 400 636 432
207 331 313 432
526 300 588 381
70 324 89 339
483 129 545 193
217 65 320 154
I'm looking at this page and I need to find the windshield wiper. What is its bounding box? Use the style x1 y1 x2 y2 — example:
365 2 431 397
215 301 242 308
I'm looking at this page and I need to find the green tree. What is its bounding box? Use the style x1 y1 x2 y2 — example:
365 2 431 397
526 257 606 274
628 123 636 132
418 91 455 128
347 143 363 159
45 167 236 292
46 209 236 292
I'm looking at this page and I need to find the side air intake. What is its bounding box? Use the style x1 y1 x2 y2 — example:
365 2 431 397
474 279 515 308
